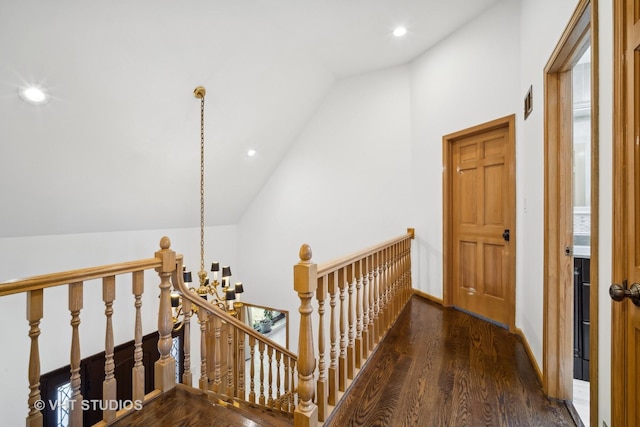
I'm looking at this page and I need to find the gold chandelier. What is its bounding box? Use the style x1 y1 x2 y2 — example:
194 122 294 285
171 86 244 328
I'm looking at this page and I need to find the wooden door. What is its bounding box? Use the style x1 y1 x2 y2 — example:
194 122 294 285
611 0 640 424
444 116 516 329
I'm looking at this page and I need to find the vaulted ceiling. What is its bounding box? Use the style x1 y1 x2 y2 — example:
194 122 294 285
0 0 499 238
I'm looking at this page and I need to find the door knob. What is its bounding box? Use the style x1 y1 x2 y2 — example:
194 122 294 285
609 281 640 307
502 229 510 242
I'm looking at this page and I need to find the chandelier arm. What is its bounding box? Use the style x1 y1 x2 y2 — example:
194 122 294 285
208 285 225 301
172 255 296 359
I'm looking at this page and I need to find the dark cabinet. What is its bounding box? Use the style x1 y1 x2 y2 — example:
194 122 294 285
573 257 590 381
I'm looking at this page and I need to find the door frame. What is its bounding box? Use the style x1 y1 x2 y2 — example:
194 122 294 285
611 0 629 424
543 0 599 421
442 114 517 331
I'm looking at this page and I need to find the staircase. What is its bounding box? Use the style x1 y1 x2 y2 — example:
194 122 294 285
0 230 415 427
110 384 293 427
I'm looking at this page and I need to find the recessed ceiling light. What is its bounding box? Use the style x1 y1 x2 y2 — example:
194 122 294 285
18 85 50 105
393 26 408 38
247 149 256 157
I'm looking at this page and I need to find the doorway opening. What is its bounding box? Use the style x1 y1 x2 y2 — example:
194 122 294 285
543 0 599 425
571 46 592 426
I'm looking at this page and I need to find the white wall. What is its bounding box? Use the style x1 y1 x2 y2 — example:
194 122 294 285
0 225 236 426
517 0 579 373
518 0 614 425
237 65 412 347
409 0 521 301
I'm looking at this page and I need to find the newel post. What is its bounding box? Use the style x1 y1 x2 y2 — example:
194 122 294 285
155 236 177 392
294 244 318 427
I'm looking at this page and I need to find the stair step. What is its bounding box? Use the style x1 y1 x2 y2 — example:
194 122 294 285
110 384 293 427
206 392 294 427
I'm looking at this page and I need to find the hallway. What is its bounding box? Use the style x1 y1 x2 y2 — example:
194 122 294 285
326 296 574 426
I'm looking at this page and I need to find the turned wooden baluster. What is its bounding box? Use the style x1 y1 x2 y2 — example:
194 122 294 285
68 282 83 427
380 248 389 333
399 243 406 308
395 242 405 318
367 255 375 351
398 242 405 313
386 246 394 323
372 252 381 345
267 346 274 407
275 351 282 409
283 355 290 411
227 324 234 397
327 272 338 405
289 359 298 414
26 289 43 427
182 298 192 386
361 256 370 357
294 244 318 427
316 275 327 421
398 241 404 307
395 243 402 315
354 259 363 369
155 237 177 392
395 243 403 315
338 268 347 391
388 247 395 327
131 271 145 402
249 335 256 404
172 260 193 387
198 308 209 390
102 276 117 423
346 264 355 380
237 325 245 400
212 315 222 393
404 239 411 303
390 245 396 315
259 340 266 406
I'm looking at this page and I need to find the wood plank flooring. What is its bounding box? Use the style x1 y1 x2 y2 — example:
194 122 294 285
325 296 575 427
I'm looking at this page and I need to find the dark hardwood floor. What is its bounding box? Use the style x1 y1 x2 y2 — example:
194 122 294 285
325 296 575 427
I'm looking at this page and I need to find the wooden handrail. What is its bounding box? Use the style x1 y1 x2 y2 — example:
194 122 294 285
0 258 162 297
294 229 415 426
172 257 297 360
317 228 414 277
0 254 296 361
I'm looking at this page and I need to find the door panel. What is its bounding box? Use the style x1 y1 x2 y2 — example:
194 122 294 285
450 124 513 326
484 166 504 224
613 0 640 424
626 45 640 427
484 244 504 298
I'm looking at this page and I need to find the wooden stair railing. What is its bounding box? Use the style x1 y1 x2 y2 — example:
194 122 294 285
293 228 415 426
0 236 180 426
170 256 299 414
3 231 414 427
0 236 298 427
